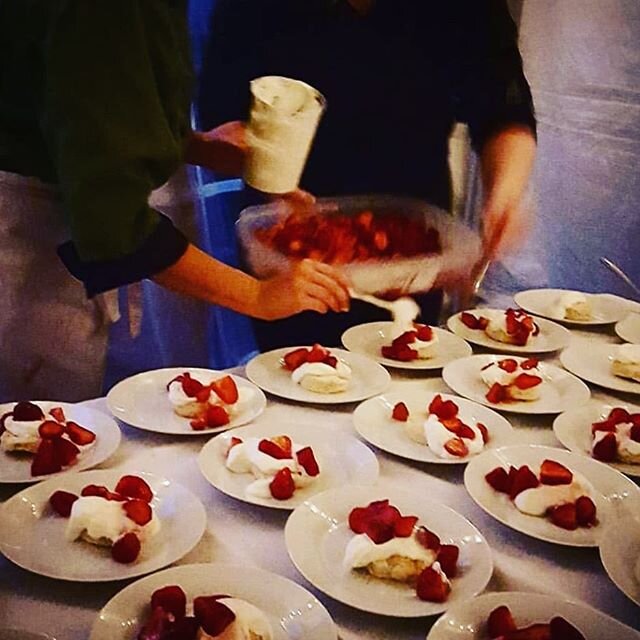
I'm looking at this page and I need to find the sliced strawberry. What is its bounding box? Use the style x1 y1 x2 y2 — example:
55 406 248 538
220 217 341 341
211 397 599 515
112 532 141 563
575 496 597 527
115 475 153 503
195 386 212 403
505 309 520 336
271 436 293 457
307 343 329 363
441 417 463 434
630 424 640 443
428 394 445 415
167 617 199 640
549 617 585 640
229 436 243 449
52 437 80 467
269 467 295 500
49 490 78 517
65 421 96 446
630 413 640 427
151 585 187 619
296 446 320 476
592 432 617 462
211 376 239 404
539 459 573 486
548 502 578 530
392 402 410 422
485 467 511 494
608 407 630 424
444 437 469 457
49 407 66 423
38 420 65 439
416 526 441 552
416 566 450 602
190 418 209 431
520 358 539 370
348 507 369 534
457 423 476 440
324 355 338 368
486 383 507 404
393 515 418 537
31 438 61 476
283 348 310 371
167 372 206 398
460 312 480 330
12 401 45 421
509 465 540 500
81 484 111 499
363 519 395 544
381 344 418 361
437 544 459 578
392 330 417 347
415 325 433 341
193 596 236 637
123 499 153 526
432 399 459 421
477 422 490 443
204 405 230 428
258 438 293 460
477 316 489 330
488 605 517 638
513 373 543 390
137 606 175 640
498 359 518 373
591 419 616 434
504 622 552 639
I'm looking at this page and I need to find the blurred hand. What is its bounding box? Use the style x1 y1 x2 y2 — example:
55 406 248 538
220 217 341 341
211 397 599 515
482 188 533 258
255 259 351 320
185 121 247 175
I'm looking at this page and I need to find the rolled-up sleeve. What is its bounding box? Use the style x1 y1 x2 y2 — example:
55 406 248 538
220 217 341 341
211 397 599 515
42 0 190 296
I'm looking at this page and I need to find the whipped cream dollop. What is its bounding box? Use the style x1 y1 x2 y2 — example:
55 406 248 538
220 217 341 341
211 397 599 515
480 360 542 401
168 379 255 414
421 414 484 458
197 597 274 640
291 360 352 388
555 292 591 320
343 532 436 570
514 471 594 517
0 417 42 450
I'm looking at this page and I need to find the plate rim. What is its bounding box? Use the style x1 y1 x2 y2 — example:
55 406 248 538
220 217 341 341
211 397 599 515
615 312 640 344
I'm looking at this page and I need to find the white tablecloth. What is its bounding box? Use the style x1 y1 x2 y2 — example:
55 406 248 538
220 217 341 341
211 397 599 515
1 324 640 639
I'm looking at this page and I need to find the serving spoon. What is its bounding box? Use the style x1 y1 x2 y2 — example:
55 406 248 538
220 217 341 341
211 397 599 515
600 257 640 299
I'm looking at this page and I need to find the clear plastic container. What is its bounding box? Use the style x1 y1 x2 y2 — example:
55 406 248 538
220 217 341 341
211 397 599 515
236 195 482 296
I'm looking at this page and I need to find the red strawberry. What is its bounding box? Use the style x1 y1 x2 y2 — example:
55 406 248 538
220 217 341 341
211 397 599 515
166 617 199 639
428 395 458 420
608 407 630 424
392 330 417 347
393 515 418 537
509 465 540 500
477 316 489 330
592 432 617 461
296 446 320 476
81 484 111 499
416 567 450 602
486 383 507 404
504 623 552 639
416 325 433 341
65 421 96 446
190 418 208 431
591 419 616 434
575 496 597 527
505 309 520 336
630 413 640 427
457 423 476 440
630 424 640 443
115 475 153 503
195 386 212 403
52 437 80 467
498 359 518 373
49 407 66 423
416 526 441 552
485 467 511 494
49 490 78 517
258 438 293 459
477 422 490 443
229 436 243 449
549 617 586 640
193 596 236 637
123 499 153 526
283 348 309 371
31 438 61 476
111 532 141 563
151 585 187 619
520 358 539 370
539 459 573 486
488 605 517 638
437 544 459 577
211 376 239 404
137 606 174 640
307 343 329 363
204 405 230 428
363 519 395 544
548 503 578 530
441 417 463 434
38 420 65 439
12 401 45 421
392 402 410 422
271 436 293 457
460 312 480 329
381 344 418 361
269 467 295 500
348 507 369 534
324 355 338 368
513 373 543 390
168 373 205 398
444 437 469 457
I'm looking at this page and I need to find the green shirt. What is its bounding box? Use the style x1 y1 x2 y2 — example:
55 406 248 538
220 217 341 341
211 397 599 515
0 0 192 293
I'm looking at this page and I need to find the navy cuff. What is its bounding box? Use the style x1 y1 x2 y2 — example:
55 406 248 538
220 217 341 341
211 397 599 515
57 214 189 297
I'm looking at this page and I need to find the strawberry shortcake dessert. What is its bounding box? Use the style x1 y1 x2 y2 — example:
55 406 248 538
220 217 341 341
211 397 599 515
137 584 273 640
224 435 320 500
481 358 543 404
461 308 539 346
344 499 459 602
554 291 592 322
381 323 438 362
281 344 352 393
486 604 585 640
48 474 159 564
591 407 640 464
611 344 640 383
485 459 597 531
0 401 96 476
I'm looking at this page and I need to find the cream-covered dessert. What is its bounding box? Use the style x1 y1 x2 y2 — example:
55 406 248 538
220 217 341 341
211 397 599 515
555 291 592 321
514 471 594 517
611 344 640 383
481 358 543 403
460 308 539 346
591 407 640 464
282 344 351 393
486 605 586 640
224 435 320 500
199 598 273 640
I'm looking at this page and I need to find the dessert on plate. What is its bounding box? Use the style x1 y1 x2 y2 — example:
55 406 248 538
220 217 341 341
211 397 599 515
485 459 597 531
381 322 439 362
344 499 459 602
481 358 543 403
167 372 254 430
48 474 159 563
281 344 352 393
611 344 640 383
224 435 320 500
391 394 489 459
0 401 96 476
137 584 273 640
590 407 640 463
554 291 592 321
486 604 585 639
461 309 539 346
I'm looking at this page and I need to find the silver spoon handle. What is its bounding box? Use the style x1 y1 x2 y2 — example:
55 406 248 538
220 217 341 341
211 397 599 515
600 257 640 298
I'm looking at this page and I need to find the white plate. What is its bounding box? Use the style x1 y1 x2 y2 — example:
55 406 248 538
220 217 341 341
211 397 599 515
245 348 390 404
442 354 590 415
352 386 514 464
560 343 640 395
447 309 571 354
426 590 640 640
341 322 472 370
106 368 267 435
0 469 206 581
89 562 337 640
514 288 630 326
553 400 640 477
616 312 640 344
464 445 640 547
284 485 493 617
599 506 640 607
0 401 121 484
198 422 379 509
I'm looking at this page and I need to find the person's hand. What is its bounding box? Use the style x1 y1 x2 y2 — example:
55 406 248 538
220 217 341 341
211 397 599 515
482 187 533 258
185 121 247 175
255 259 351 320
